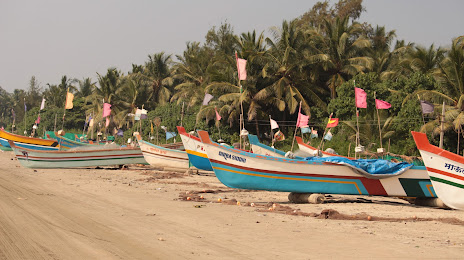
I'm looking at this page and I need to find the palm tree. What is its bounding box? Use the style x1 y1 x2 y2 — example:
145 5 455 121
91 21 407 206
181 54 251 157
43 75 77 108
258 20 319 117
367 26 398 76
86 68 124 128
307 16 373 98
383 44 445 81
77 78 95 98
403 36 464 140
171 42 213 108
139 52 174 106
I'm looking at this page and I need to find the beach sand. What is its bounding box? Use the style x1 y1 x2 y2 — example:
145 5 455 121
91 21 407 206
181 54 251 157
1 151 464 260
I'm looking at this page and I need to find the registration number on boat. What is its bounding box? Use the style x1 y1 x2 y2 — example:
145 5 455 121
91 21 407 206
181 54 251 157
218 151 246 163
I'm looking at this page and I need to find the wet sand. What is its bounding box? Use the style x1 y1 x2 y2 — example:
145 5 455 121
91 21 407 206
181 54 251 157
1 151 463 259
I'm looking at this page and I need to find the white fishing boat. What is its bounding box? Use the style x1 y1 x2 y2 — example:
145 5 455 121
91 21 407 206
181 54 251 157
135 133 190 169
412 131 464 210
10 141 146 169
198 130 436 199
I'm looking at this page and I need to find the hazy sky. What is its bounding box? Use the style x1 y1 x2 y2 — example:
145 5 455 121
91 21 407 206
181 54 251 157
1 0 462 92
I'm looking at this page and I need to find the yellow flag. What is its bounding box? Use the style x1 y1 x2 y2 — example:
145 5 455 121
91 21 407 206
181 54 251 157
65 92 74 109
151 121 154 133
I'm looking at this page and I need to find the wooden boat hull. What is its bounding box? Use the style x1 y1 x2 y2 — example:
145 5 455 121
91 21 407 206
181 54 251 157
10 142 146 169
177 126 212 171
137 138 190 169
199 131 435 198
0 129 59 150
412 131 464 210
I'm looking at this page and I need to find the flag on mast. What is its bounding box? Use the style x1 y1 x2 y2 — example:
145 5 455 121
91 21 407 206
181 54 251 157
355 87 367 108
40 98 46 110
215 107 222 121
297 112 309 128
202 93 214 105
375 99 391 109
103 103 112 117
327 118 339 128
236 58 247 81
270 118 279 129
324 130 333 141
420 100 434 114
65 92 74 109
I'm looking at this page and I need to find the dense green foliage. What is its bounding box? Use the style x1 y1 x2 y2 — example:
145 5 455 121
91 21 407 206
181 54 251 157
1 0 463 156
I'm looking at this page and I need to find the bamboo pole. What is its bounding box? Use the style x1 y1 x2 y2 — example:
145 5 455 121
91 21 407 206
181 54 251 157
291 101 302 152
374 92 383 149
440 101 445 149
269 115 275 147
23 98 27 135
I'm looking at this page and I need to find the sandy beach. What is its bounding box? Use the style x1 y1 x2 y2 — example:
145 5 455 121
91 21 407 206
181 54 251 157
1 151 464 260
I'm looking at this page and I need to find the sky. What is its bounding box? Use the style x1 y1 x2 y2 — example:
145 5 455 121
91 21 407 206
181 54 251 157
1 0 463 93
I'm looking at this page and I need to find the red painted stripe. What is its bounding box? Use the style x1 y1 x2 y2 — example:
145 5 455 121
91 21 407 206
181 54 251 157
359 179 388 195
427 167 464 181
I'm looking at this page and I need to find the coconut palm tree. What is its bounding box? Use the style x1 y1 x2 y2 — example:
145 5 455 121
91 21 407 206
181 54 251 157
258 20 320 117
171 42 213 108
383 44 445 81
307 16 373 99
139 52 174 106
77 78 95 98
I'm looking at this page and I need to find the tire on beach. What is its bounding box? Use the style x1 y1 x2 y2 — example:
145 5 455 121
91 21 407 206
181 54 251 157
288 192 325 204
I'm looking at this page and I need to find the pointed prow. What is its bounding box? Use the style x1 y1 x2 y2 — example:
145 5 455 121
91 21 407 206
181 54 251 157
197 130 212 144
411 131 430 151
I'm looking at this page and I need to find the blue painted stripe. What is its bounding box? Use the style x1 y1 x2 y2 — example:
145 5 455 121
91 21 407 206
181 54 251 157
14 142 59 151
0 137 11 148
186 153 212 171
210 161 369 195
419 180 436 197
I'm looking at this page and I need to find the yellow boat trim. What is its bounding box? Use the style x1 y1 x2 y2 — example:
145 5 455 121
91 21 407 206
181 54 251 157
213 166 362 195
185 149 207 158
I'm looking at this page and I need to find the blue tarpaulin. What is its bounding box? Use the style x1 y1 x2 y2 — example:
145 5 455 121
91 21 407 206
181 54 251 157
304 156 413 176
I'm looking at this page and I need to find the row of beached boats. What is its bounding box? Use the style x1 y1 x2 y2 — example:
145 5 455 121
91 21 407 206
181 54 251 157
2 127 463 210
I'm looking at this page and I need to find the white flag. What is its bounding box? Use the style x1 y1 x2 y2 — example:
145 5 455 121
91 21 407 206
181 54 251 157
40 98 46 110
202 93 214 105
270 118 279 130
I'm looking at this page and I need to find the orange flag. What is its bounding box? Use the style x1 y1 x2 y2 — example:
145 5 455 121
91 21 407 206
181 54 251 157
65 92 74 109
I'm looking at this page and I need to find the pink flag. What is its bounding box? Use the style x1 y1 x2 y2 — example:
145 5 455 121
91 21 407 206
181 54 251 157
355 87 367 108
297 112 309 128
106 117 110 127
270 118 279 130
35 115 41 124
237 58 247 81
103 103 112 117
375 99 391 109
215 107 221 121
